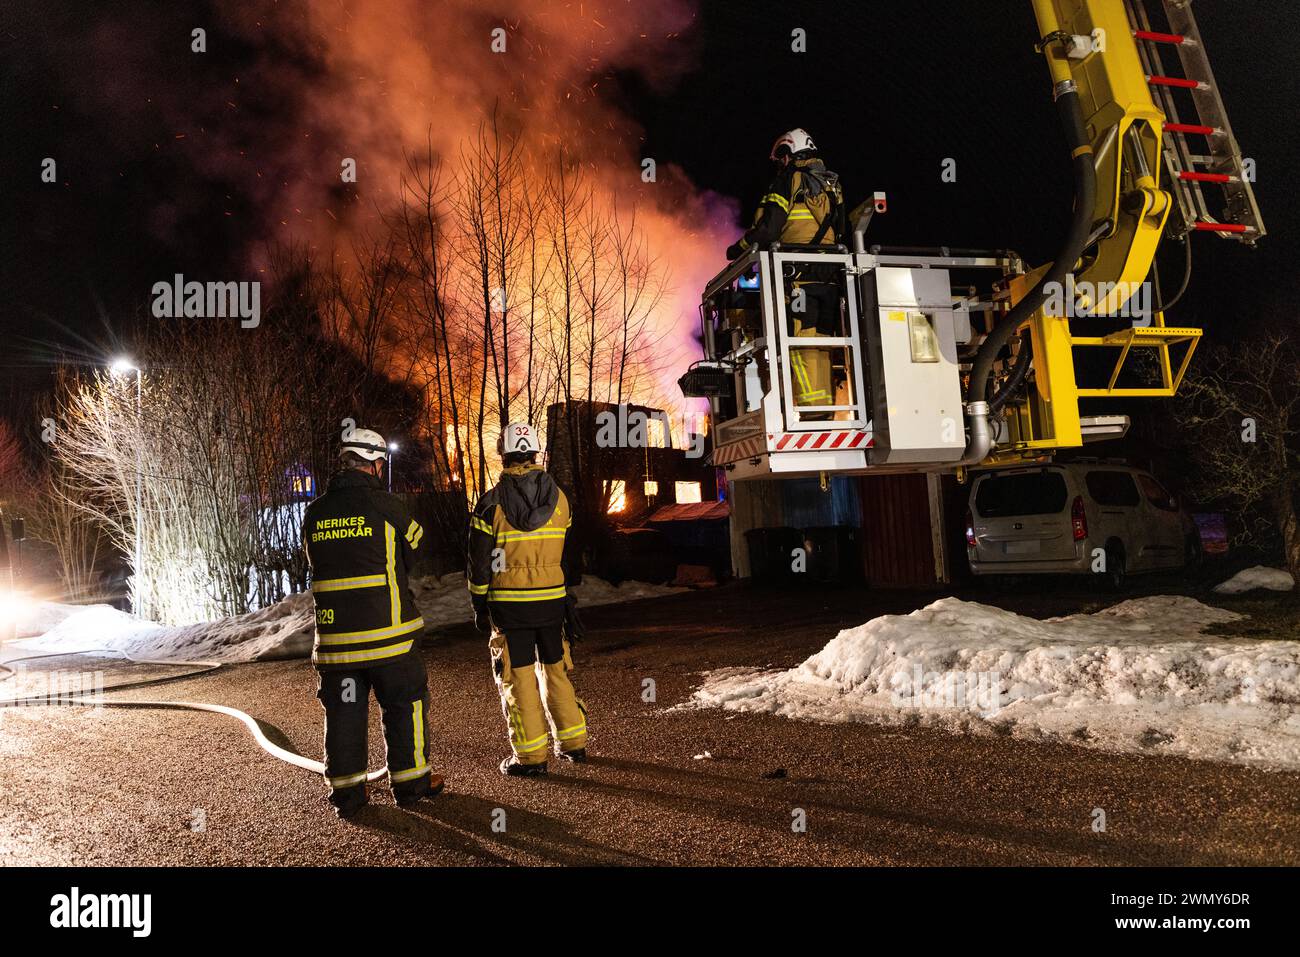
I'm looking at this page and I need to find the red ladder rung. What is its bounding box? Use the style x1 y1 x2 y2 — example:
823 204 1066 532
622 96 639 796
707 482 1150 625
1178 170 1233 183
1133 29 1187 45
1165 122 1218 136
1193 222 1251 233
1147 74 1207 90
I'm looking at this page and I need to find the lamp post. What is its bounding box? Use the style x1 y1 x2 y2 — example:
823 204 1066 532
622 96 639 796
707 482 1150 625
110 358 142 612
387 441 399 492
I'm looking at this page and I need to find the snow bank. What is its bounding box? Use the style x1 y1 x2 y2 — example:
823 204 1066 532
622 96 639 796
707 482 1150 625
693 595 1300 769
16 593 316 663
1213 565 1295 596
410 572 684 628
17 573 684 663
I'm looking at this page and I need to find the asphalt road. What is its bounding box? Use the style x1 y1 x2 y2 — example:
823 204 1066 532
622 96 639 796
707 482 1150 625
2 582 1297 866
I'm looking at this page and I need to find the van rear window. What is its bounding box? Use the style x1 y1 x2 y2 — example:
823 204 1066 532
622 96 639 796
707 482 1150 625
974 471 1068 517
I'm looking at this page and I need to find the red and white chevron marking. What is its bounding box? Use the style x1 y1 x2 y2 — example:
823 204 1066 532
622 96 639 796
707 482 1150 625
712 433 766 465
713 429 872 465
772 430 872 451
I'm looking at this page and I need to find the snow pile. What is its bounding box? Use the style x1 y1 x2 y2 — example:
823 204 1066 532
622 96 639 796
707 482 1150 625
1213 565 1295 596
693 595 1300 769
16 573 683 663
16 593 316 663
13 601 84 640
410 571 684 630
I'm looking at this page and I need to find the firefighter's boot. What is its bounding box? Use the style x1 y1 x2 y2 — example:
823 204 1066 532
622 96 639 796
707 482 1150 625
490 632 551 768
396 774 446 807
541 642 588 759
500 756 548 777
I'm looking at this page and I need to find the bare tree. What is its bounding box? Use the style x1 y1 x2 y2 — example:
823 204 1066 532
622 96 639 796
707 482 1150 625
1175 330 1300 577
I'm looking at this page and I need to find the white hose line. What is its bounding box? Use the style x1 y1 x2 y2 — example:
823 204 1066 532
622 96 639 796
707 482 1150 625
0 648 389 783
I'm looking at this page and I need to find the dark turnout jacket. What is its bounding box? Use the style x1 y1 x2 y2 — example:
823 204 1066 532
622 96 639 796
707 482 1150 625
304 469 425 669
738 156 842 251
467 464 578 630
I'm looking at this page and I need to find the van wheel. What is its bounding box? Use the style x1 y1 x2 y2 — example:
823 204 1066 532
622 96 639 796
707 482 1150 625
1099 544 1127 593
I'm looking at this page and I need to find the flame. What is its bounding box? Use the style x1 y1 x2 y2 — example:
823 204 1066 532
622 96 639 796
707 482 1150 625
605 479 627 514
75 0 743 492
232 0 737 398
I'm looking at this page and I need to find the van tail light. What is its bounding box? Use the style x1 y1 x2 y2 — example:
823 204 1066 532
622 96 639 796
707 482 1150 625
1071 495 1088 541
965 509 977 548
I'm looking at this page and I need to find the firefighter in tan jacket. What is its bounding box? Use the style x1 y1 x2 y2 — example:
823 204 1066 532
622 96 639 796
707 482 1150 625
467 422 588 777
725 128 846 420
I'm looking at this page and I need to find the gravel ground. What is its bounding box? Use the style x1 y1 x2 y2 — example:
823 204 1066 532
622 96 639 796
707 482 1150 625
2 582 1297 866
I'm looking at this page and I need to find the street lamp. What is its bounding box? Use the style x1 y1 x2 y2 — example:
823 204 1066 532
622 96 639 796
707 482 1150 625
110 358 143 612
387 441 399 492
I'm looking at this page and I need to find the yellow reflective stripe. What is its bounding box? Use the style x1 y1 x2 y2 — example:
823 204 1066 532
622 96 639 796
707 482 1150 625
386 523 400 627
556 723 586 740
761 192 790 211
390 765 430 783
470 516 493 535
468 581 489 596
317 617 425 645
495 529 567 542
791 350 811 392
514 731 549 753
327 770 368 789
409 527 423 549
787 210 816 220
314 639 414 665
400 699 426 779
488 586 567 602
311 574 387 592
406 519 419 538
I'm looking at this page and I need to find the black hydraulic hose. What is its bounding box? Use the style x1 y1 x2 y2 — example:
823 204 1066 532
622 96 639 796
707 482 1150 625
1152 236 1193 314
989 336 1033 415
970 86 1097 409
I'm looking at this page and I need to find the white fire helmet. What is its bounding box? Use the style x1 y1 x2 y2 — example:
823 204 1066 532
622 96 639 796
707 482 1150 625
770 128 816 161
340 427 389 462
498 422 541 456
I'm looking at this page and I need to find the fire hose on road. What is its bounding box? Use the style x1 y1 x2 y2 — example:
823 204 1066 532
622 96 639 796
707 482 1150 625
0 648 389 782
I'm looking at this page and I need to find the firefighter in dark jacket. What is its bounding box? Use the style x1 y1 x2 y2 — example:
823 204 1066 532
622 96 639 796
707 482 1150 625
467 422 588 777
726 128 845 419
304 427 442 817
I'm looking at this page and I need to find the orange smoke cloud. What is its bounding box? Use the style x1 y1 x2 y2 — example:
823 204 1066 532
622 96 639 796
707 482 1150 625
227 0 738 418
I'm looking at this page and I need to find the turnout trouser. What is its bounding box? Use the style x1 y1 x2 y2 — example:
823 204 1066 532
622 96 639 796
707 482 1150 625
316 651 432 810
489 625 588 765
788 284 836 417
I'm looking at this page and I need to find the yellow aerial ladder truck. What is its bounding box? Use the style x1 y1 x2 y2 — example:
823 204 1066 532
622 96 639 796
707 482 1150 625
682 0 1264 482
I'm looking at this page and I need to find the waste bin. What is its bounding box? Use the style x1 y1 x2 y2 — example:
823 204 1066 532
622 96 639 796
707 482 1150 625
803 525 863 584
744 526 804 583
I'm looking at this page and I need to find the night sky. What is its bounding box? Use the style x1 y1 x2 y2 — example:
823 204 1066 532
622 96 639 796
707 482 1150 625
4 0 1297 411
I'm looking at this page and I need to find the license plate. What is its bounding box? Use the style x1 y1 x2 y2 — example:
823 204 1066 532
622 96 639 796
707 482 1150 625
1003 540 1040 555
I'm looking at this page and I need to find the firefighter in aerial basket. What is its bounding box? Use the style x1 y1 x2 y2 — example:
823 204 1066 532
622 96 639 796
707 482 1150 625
303 427 442 817
726 127 846 420
467 422 589 777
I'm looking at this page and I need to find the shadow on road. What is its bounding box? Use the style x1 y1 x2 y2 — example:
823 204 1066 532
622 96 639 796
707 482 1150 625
352 790 654 866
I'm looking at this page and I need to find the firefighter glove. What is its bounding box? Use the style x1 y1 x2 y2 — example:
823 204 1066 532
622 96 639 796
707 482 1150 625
564 593 586 643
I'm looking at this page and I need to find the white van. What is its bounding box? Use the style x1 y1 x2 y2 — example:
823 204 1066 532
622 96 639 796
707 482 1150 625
965 462 1200 589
